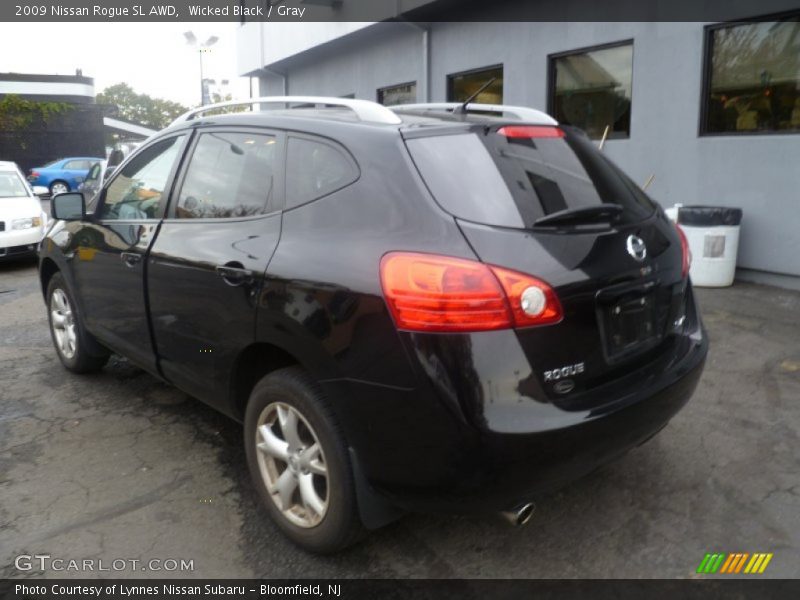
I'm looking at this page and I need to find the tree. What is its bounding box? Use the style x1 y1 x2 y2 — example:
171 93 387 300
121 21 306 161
96 83 189 130
0 94 72 152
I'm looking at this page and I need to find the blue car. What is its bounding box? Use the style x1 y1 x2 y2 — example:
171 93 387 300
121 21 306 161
27 157 103 196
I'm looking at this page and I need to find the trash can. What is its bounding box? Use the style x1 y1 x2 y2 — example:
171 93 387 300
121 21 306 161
666 205 743 288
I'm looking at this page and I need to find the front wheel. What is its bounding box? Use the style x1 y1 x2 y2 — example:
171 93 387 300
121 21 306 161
244 367 364 553
47 273 109 373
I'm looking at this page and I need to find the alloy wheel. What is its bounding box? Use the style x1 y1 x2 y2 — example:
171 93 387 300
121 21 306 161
50 288 77 359
255 402 329 528
50 182 68 195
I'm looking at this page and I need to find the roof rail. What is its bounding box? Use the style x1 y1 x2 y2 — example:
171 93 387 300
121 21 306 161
393 103 557 125
171 96 403 126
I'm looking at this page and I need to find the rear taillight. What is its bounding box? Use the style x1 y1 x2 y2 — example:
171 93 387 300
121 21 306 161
29 171 39 178
675 224 691 278
379 252 562 332
497 126 564 139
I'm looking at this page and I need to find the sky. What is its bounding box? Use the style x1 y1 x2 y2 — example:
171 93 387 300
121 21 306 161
0 22 252 107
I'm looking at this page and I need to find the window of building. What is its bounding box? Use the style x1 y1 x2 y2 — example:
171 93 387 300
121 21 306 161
100 135 185 220
176 131 278 219
702 16 800 135
377 82 417 106
285 136 358 209
549 41 634 139
447 65 503 104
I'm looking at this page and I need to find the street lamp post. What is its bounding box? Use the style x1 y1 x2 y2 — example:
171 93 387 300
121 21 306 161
184 31 219 105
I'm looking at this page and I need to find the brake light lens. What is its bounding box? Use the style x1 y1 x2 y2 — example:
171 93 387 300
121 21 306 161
497 126 564 139
491 265 563 327
379 252 562 332
675 224 691 278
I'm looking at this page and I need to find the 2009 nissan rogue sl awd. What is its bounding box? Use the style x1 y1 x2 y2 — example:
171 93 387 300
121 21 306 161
39 97 707 553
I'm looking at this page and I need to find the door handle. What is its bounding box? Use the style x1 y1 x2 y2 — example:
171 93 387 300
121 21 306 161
121 252 142 267
216 264 254 286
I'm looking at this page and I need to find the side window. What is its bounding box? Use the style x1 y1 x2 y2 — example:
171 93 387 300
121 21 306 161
86 164 101 182
64 160 81 170
285 137 358 209
175 131 278 219
99 135 185 221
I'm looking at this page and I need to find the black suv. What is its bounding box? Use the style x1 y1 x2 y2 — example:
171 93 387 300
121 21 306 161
39 97 707 553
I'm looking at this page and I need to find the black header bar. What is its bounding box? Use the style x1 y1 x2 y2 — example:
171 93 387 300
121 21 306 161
3 0 799 22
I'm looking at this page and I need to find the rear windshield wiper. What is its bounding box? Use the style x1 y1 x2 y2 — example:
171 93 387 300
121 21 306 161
533 205 623 227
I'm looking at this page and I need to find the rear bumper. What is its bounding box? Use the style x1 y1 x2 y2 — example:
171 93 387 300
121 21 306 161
330 293 708 516
388 337 704 514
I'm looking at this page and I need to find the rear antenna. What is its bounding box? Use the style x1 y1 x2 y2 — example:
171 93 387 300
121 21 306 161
453 77 497 116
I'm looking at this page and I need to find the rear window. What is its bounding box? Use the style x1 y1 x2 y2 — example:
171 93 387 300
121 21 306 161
406 126 656 228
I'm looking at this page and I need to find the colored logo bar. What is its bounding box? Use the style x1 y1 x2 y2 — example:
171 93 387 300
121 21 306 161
697 553 773 574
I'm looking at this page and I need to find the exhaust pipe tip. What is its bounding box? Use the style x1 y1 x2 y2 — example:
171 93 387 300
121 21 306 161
500 502 535 527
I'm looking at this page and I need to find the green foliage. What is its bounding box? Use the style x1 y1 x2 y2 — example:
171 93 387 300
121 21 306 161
96 83 189 130
0 94 73 131
0 95 74 151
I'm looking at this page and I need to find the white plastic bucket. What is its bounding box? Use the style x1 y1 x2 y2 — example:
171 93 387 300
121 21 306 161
665 204 742 288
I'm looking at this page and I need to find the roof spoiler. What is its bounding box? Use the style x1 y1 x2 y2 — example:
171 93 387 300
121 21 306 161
392 102 557 125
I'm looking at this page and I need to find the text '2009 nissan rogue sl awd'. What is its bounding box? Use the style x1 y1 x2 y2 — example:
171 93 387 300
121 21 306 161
39 96 707 553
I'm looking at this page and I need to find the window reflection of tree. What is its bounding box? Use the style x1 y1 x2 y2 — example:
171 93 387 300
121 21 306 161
708 20 800 132
553 45 633 138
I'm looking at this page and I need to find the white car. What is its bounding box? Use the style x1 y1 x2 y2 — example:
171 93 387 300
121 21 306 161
0 161 49 261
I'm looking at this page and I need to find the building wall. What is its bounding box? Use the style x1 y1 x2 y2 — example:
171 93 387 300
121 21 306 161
0 73 105 172
249 20 800 278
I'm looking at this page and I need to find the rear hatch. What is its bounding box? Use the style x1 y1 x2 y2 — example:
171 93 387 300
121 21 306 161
404 123 690 406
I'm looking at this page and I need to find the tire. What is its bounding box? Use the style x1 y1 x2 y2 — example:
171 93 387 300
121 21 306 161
244 366 364 553
49 180 69 196
46 272 109 373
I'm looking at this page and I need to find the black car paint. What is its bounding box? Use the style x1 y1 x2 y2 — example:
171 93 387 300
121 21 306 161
39 111 708 520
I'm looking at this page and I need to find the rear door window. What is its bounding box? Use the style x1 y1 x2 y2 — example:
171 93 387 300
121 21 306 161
285 136 358 209
406 126 656 229
64 160 91 170
175 131 280 218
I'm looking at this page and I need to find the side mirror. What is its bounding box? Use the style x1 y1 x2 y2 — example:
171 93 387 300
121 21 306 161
51 192 86 221
32 185 49 197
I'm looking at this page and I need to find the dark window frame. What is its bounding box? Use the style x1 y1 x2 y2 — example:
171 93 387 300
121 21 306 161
446 64 504 103
377 81 418 106
547 39 635 140
699 11 800 137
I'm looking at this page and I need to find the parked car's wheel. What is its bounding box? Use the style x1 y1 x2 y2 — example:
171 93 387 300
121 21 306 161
244 367 364 553
49 180 69 196
47 273 109 373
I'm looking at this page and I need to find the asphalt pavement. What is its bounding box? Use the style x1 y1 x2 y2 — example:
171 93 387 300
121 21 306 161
1 258 798 578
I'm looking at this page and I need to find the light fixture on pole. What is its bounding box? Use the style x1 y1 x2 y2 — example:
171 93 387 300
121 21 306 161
184 31 219 105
